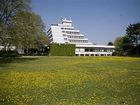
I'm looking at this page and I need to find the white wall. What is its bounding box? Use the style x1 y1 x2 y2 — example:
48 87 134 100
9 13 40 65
51 26 65 43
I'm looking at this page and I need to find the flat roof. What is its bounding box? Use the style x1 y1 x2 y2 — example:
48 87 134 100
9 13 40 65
76 44 115 48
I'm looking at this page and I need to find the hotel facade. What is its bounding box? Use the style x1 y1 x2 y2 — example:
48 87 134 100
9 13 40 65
47 18 115 56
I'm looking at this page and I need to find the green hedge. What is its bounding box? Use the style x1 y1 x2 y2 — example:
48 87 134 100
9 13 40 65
50 43 75 56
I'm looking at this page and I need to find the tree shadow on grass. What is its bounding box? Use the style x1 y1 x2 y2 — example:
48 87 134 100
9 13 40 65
0 57 39 67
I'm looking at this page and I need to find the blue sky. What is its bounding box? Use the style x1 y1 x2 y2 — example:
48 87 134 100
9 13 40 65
31 0 140 44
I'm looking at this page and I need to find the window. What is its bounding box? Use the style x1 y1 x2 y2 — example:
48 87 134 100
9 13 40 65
90 49 93 52
64 38 67 40
76 48 80 52
104 49 107 52
85 48 90 52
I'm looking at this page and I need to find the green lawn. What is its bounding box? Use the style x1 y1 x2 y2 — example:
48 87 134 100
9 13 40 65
0 56 140 105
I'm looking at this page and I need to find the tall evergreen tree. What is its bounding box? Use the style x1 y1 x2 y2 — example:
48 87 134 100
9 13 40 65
126 23 140 55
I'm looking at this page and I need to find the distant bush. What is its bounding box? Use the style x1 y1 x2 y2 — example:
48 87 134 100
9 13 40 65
23 47 49 56
50 43 75 56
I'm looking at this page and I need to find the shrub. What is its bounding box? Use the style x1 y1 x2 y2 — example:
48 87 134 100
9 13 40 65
0 50 20 57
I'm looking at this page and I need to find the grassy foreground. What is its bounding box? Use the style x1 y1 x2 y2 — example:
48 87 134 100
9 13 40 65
0 56 140 105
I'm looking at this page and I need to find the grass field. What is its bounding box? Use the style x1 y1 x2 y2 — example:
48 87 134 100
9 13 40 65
0 56 140 105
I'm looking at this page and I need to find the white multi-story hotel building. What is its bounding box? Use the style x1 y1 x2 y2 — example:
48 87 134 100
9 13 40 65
47 18 115 56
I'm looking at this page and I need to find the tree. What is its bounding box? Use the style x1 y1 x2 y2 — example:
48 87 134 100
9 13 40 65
121 36 133 54
11 11 47 55
126 23 140 55
0 0 31 50
0 22 6 45
114 37 122 47
114 37 123 55
107 42 113 46
0 0 31 24
114 36 133 55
